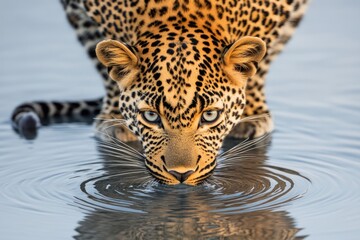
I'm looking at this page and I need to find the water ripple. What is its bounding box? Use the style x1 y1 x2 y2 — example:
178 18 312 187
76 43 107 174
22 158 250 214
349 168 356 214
1 127 359 238
67 137 311 217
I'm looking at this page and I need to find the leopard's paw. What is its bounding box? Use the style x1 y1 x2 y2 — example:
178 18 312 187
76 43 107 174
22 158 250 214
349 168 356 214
228 114 274 139
94 113 138 142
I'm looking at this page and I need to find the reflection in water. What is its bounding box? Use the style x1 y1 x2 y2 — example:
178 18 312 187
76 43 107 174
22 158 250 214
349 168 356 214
74 136 308 239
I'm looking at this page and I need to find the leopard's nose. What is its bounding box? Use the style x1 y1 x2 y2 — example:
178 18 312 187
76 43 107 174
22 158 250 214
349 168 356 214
168 170 194 183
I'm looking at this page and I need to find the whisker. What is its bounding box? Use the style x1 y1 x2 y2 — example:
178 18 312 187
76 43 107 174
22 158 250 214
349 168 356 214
98 136 138 153
95 118 127 131
97 119 127 125
98 122 127 132
222 144 263 157
219 134 270 158
98 144 139 157
220 142 269 160
94 117 127 122
95 128 144 157
99 152 144 164
240 113 270 123
219 137 250 156
95 114 128 133
98 142 144 159
94 113 127 121
217 153 255 163
98 139 138 153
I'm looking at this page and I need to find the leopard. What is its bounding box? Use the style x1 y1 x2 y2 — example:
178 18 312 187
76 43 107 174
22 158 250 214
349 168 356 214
12 0 309 185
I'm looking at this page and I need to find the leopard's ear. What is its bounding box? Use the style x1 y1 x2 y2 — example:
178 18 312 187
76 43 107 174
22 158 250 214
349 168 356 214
96 39 139 89
223 36 266 85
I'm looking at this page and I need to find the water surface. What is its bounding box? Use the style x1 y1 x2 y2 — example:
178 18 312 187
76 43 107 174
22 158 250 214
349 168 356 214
1 1 360 239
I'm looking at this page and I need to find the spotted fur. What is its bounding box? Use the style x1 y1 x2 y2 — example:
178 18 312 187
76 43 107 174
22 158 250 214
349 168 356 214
12 0 309 185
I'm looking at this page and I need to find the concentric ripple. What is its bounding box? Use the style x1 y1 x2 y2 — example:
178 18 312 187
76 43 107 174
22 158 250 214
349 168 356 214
0 130 103 215
1 123 359 238
207 163 309 214
72 136 311 217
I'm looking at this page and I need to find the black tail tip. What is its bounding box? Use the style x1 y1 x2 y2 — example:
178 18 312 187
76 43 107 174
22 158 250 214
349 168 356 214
13 112 40 140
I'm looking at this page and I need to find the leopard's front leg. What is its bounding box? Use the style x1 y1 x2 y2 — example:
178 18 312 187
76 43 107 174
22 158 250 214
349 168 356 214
228 61 274 139
229 4 309 140
94 94 137 142
95 113 138 142
229 113 274 139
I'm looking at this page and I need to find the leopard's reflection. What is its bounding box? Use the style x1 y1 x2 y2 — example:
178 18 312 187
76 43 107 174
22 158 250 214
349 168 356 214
74 136 307 240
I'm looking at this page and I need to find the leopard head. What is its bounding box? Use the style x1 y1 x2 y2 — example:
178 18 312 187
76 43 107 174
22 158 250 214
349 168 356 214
96 35 266 185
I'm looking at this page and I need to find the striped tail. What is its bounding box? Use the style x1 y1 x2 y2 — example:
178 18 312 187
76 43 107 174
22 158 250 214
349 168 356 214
11 98 102 139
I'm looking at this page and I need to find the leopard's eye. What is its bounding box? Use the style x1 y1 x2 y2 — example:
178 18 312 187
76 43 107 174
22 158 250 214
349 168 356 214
201 110 221 124
142 111 160 123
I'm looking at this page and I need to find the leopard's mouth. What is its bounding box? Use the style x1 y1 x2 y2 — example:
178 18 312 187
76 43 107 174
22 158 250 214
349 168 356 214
145 162 216 186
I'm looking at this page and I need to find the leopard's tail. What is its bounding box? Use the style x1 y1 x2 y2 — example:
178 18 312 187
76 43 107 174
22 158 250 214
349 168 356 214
11 98 103 139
